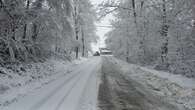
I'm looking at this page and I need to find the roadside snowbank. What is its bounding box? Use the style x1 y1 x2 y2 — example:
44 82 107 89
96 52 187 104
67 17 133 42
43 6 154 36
109 57 195 110
72 57 88 65
135 66 195 110
0 58 87 108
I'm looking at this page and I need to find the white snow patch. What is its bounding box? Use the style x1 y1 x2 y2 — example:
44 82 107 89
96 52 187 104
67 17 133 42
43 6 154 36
139 67 195 89
0 58 87 108
109 57 195 110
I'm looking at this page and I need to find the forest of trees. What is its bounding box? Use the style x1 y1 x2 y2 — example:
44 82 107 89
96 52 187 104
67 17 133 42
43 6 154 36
0 0 97 63
100 0 195 77
0 0 194 78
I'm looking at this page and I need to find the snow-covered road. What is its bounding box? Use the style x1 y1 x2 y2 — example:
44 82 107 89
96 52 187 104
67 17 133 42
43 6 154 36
2 56 194 110
3 57 101 110
100 56 195 110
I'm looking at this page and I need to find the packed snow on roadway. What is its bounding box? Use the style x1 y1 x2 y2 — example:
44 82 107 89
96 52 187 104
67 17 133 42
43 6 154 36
0 57 88 109
0 56 194 110
104 57 195 110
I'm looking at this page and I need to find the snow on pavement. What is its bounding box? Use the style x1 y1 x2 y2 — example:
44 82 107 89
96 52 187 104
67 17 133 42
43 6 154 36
0 59 73 107
1 57 101 110
56 58 101 110
1 56 194 110
106 56 195 110
76 58 101 110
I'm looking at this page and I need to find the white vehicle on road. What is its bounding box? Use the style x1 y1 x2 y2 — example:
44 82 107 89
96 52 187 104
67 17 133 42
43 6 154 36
99 48 113 56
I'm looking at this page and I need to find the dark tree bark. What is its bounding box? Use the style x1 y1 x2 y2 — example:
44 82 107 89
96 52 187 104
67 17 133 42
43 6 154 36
132 0 137 24
161 0 169 65
32 23 38 41
192 0 195 38
74 3 79 59
139 1 146 59
81 28 85 57
22 0 30 39
75 28 79 58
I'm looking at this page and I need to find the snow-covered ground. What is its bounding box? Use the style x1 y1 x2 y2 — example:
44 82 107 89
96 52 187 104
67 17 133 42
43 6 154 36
0 57 90 109
108 57 195 110
1 56 194 110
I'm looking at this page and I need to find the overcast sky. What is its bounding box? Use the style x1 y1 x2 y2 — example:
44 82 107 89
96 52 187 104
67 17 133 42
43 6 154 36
90 0 113 52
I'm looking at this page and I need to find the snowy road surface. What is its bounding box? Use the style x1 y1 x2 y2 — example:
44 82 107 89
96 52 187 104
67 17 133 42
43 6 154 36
3 57 101 110
99 57 195 110
2 56 194 110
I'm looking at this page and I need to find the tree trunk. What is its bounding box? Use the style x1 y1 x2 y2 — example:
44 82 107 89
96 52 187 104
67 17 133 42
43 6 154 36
23 25 27 39
192 0 195 38
75 47 79 58
75 28 79 59
23 0 30 40
139 1 145 59
8 44 15 62
32 23 38 41
9 25 16 62
81 28 85 57
126 26 129 62
132 0 137 25
74 3 79 59
22 0 30 61
126 42 129 62
29 23 38 56
161 0 169 65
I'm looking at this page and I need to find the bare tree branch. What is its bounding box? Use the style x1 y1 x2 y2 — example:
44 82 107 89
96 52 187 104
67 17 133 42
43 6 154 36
0 0 14 19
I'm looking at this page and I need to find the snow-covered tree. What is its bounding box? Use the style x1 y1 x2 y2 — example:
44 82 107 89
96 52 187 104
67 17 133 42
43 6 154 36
0 0 97 62
102 0 195 77
73 0 97 58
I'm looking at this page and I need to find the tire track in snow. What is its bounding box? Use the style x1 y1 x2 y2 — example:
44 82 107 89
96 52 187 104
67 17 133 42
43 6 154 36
56 57 101 110
29 72 82 110
75 59 101 110
54 73 83 110
30 59 96 110
3 58 99 110
98 56 180 110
